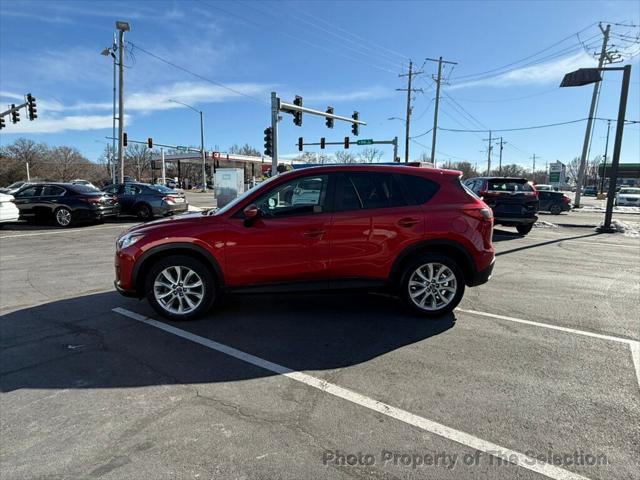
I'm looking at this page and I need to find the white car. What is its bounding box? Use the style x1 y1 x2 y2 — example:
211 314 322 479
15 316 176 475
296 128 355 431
0 193 20 226
615 187 640 206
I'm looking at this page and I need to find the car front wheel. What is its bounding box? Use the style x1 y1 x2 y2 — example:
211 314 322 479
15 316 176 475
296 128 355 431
145 255 216 321
400 254 465 318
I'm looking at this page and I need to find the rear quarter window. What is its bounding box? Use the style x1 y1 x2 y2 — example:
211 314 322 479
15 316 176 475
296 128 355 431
399 174 440 205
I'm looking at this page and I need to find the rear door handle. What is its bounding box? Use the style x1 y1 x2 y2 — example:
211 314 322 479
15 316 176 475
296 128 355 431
303 228 326 237
398 217 420 228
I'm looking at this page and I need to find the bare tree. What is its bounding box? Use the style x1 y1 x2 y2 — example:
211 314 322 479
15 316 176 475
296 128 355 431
0 138 48 181
448 161 478 179
228 143 261 156
48 146 93 182
124 144 153 182
358 147 384 163
334 151 357 163
291 152 318 164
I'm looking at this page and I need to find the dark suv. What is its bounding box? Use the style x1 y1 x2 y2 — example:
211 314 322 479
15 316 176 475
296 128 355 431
463 177 538 235
114 165 495 320
102 182 187 220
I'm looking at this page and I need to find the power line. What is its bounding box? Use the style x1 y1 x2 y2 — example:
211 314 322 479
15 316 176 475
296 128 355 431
450 23 599 81
448 88 560 103
127 42 267 104
439 118 590 133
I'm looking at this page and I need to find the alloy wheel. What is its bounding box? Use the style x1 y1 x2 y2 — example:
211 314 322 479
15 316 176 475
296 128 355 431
408 262 457 311
56 208 72 226
153 266 204 315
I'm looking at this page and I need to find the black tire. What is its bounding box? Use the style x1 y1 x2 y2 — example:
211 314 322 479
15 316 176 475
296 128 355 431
516 223 533 235
53 207 74 227
400 253 465 318
145 255 216 321
549 204 562 215
136 203 154 221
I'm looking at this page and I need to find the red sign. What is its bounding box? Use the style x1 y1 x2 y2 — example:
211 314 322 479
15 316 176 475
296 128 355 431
212 151 221 159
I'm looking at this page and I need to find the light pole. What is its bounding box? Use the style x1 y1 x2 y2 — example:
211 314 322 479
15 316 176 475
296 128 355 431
560 65 632 232
101 33 117 185
170 99 207 192
115 21 130 184
600 120 611 195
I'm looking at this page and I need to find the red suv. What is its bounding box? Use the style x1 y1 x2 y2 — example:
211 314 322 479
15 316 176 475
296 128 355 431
114 165 495 320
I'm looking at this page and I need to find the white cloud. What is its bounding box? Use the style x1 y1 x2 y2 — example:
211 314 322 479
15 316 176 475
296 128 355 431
0 114 131 134
302 86 394 103
450 51 598 89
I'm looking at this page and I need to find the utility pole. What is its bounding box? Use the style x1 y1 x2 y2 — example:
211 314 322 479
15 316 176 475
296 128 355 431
497 137 505 175
600 120 611 194
483 131 493 175
531 154 537 176
116 21 130 184
199 110 207 192
575 23 611 207
426 56 457 166
26 162 30 181
161 147 166 185
270 91 279 176
397 61 423 163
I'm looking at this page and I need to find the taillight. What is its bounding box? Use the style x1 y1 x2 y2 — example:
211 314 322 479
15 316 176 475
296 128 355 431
163 195 176 203
81 197 102 205
479 189 487 197
562 195 571 204
463 207 493 222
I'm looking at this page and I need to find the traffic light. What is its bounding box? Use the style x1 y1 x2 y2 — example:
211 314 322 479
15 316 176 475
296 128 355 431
147 137 153 148
325 107 334 129
0 117 5 130
264 127 273 156
10 104 20 124
293 95 302 126
351 111 359 136
320 137 326 149
26 93 37 121
123 132 128 147
298 137 303 152
344 136 350 149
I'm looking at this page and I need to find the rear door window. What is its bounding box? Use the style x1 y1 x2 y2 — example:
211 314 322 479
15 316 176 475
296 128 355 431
337 173 407 211
124 184 142 195
42 186 66 196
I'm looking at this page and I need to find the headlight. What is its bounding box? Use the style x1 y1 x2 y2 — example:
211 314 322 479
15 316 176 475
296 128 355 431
117 233 145 251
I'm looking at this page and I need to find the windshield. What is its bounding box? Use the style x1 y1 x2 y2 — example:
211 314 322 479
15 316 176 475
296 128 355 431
212 176 280 216
620 188 640 194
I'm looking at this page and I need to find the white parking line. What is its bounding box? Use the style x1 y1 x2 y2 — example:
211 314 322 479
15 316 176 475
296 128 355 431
113 306 590 480
457 308 640 389
0 224 130 239
561 240 639 249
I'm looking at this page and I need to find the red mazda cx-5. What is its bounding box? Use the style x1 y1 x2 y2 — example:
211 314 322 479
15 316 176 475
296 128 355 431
114 165 495 320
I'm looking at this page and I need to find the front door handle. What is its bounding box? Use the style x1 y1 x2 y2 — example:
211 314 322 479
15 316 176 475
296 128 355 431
303 228 326 237
398 217 420 228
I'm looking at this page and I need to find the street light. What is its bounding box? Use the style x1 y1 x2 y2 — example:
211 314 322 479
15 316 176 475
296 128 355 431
169 99 207 192
100 36 117 184
560 65 632 232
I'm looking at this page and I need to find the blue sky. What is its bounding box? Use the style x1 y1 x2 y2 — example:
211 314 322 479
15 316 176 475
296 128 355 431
0 0 638 169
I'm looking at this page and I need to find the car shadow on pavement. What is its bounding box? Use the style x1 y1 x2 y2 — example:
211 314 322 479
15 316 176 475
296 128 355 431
0 291 456 392
494 232 602 256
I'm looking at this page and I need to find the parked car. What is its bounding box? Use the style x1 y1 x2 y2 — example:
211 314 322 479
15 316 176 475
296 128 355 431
12 183 120 227
538 190 572 214
0 193 20 226
583 186 598 196
102 182 187 220
463 177 538 235
114 165 496 321
70 179 97 189
615 187 640 206
0 181 34 195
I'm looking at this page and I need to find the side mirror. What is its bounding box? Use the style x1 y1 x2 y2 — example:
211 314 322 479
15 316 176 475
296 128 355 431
243 204 259 219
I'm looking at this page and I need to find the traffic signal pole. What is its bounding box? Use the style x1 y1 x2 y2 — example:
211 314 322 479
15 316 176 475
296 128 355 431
271 92 279 176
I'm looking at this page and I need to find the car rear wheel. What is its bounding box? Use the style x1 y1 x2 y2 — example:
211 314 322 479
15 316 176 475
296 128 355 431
516 223 533 235
400 254 465 318
145 255 215 321
136 204 153 220
549 204 562 215
54 207 73 227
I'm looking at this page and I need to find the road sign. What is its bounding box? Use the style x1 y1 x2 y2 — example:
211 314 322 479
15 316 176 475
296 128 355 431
356 139 373 145
176 145 188 152
212 151 221 159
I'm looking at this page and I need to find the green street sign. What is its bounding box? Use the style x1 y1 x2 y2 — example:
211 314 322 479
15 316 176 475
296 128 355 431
176 146 188 152
356 139 374 145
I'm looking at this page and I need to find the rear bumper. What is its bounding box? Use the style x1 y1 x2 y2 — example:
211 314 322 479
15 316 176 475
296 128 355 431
153 202 188 216
469 258 495 287
82 205 120 219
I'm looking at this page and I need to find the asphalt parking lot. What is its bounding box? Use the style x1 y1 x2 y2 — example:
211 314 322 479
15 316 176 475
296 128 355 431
1 215 638 479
